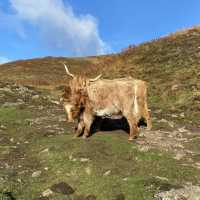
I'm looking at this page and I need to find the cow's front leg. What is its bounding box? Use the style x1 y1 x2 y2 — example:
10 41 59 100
126 115 139 140
82 112 94 139
74 120 85 137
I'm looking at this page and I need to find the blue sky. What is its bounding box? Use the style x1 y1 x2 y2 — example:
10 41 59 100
0 0 200 63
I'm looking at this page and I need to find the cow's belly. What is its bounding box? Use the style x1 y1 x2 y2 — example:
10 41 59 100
94 106 121 118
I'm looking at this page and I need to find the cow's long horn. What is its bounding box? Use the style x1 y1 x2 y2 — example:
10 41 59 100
63 63 74 78
89 74 102 82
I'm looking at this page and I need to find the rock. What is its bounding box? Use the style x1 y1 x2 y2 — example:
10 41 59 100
40 148 49 154
155 176 169 182
0 87 13 93
50 182 75 195
80 158 90 162
180 112 185 118
155 185 200 200
103 170 111 176
178 127 188 133
168 121 175 128
171 114 178 118
50 100 60 105
32 170 42 178
32 95 40 100
137 145 151 152
173 152 186 160
159 119 168 123
85 167 92 175
42 189 53 197
0 125 7 130
171 84 179 91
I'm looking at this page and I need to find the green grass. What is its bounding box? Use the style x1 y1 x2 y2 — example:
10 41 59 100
1 131 199 200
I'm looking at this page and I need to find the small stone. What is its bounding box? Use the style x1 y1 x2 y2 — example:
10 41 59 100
10 138 14 142
80 158 90 162
32 95 40 100
85 167 92 175
155 176 169 182
0 125 7 130
180 112 185 118
171 84 179 91
32 170 42 178
178 127 187 133
42 189 53 197
173 152 185 160
103 170 111 176
44 167 49 171
171 114 178 118
50 100 60 105
168 121 175 128
138 145 151 152
159 118 168 123
40 148 49 153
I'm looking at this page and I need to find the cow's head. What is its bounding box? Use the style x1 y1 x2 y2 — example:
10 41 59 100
63 101 80 122
63 63 102 108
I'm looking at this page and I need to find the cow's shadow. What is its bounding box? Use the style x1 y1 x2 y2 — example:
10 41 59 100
90 116 147 135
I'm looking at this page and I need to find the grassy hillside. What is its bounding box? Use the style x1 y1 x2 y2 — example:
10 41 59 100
1 26 200 200
1 26 200 128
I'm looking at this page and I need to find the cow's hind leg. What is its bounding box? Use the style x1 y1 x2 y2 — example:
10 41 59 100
125 115 139 140
144 102 152 130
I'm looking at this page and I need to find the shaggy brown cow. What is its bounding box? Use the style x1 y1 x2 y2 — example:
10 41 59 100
63 64 152 140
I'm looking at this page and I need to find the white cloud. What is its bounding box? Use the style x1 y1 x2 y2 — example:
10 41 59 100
10 0 108 56
0 56 10 64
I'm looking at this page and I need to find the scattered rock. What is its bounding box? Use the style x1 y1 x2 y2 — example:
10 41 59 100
155 185 200 200
0 125 7 130
42 189 53 197
32 95 40 100
32 170 42 178
155 176 169 182
103 170 111 176
178 127 187 133
50 182 75 195
159 119 168 123
80 158 90 162
171 84 179 91
173 152 186 160
180 112 185 118
137 145 151 152
171 114 178 118
50 100 60 105
85 167 92 175
40 148 49 154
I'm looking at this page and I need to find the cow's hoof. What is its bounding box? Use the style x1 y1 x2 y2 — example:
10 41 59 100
82 135 88 139
128 136 137 141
